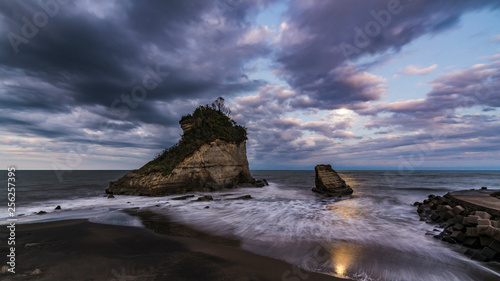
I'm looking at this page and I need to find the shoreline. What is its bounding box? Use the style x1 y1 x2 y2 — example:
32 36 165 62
2 215 349 280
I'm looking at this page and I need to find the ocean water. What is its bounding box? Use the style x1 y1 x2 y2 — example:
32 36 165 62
1 170 500 280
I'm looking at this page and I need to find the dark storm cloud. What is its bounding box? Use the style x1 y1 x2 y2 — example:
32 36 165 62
276 0 500 110
0 0 272 145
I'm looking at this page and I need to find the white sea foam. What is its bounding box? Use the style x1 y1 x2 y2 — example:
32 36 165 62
2 170 500 281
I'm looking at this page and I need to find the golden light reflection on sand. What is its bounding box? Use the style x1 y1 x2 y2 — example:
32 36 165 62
335 263 346 277
330 243 361 279
325 201 363 278
325 200 362 220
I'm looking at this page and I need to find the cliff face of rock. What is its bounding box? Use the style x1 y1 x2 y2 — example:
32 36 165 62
107 139 254 196
312 164 353 197
106 99 263 196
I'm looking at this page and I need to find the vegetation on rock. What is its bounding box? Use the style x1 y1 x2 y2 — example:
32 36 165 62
140 97 247 175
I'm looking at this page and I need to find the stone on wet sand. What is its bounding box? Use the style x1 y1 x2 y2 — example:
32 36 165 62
227 195 252 200
29 269 42 276
171 195 195 200
1 265 9 274
196 195 213 202
253 179 269 187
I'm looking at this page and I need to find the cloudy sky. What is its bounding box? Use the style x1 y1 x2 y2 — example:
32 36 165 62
1 0 499 171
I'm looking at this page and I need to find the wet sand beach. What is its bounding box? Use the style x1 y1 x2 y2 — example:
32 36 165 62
2 217 347 281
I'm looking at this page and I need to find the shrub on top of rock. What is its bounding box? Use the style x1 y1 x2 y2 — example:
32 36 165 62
141 97 247 175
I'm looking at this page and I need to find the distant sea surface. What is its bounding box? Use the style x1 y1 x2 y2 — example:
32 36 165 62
1 170 500 281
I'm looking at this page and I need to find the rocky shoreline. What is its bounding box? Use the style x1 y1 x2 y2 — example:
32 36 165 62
415 189 500 262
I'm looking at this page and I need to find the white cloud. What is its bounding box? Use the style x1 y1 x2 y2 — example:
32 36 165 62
238 25 274 46
398 64 438 76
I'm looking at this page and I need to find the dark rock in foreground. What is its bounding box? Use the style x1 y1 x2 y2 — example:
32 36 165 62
312 164 353 197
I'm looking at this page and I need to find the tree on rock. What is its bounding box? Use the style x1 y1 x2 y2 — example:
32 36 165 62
211 97 231 116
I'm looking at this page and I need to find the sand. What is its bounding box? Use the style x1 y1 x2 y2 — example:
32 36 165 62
1 213 348 281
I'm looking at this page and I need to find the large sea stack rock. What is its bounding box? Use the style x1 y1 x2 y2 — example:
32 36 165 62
312 164 353 197
106 98 260 196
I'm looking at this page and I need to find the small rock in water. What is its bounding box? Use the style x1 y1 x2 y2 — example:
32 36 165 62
36 211 46 215
227 195 252 200
196 195 213 202
312 164 353 196
204 206 210 209
29 268 42 276
172 195 195 200
107 194 115 199
54 205 61 210
481 187 488 190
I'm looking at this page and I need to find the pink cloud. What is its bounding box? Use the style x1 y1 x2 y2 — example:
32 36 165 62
398 64 438 76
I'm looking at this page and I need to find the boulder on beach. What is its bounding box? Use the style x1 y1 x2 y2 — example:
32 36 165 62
312 164 353 197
